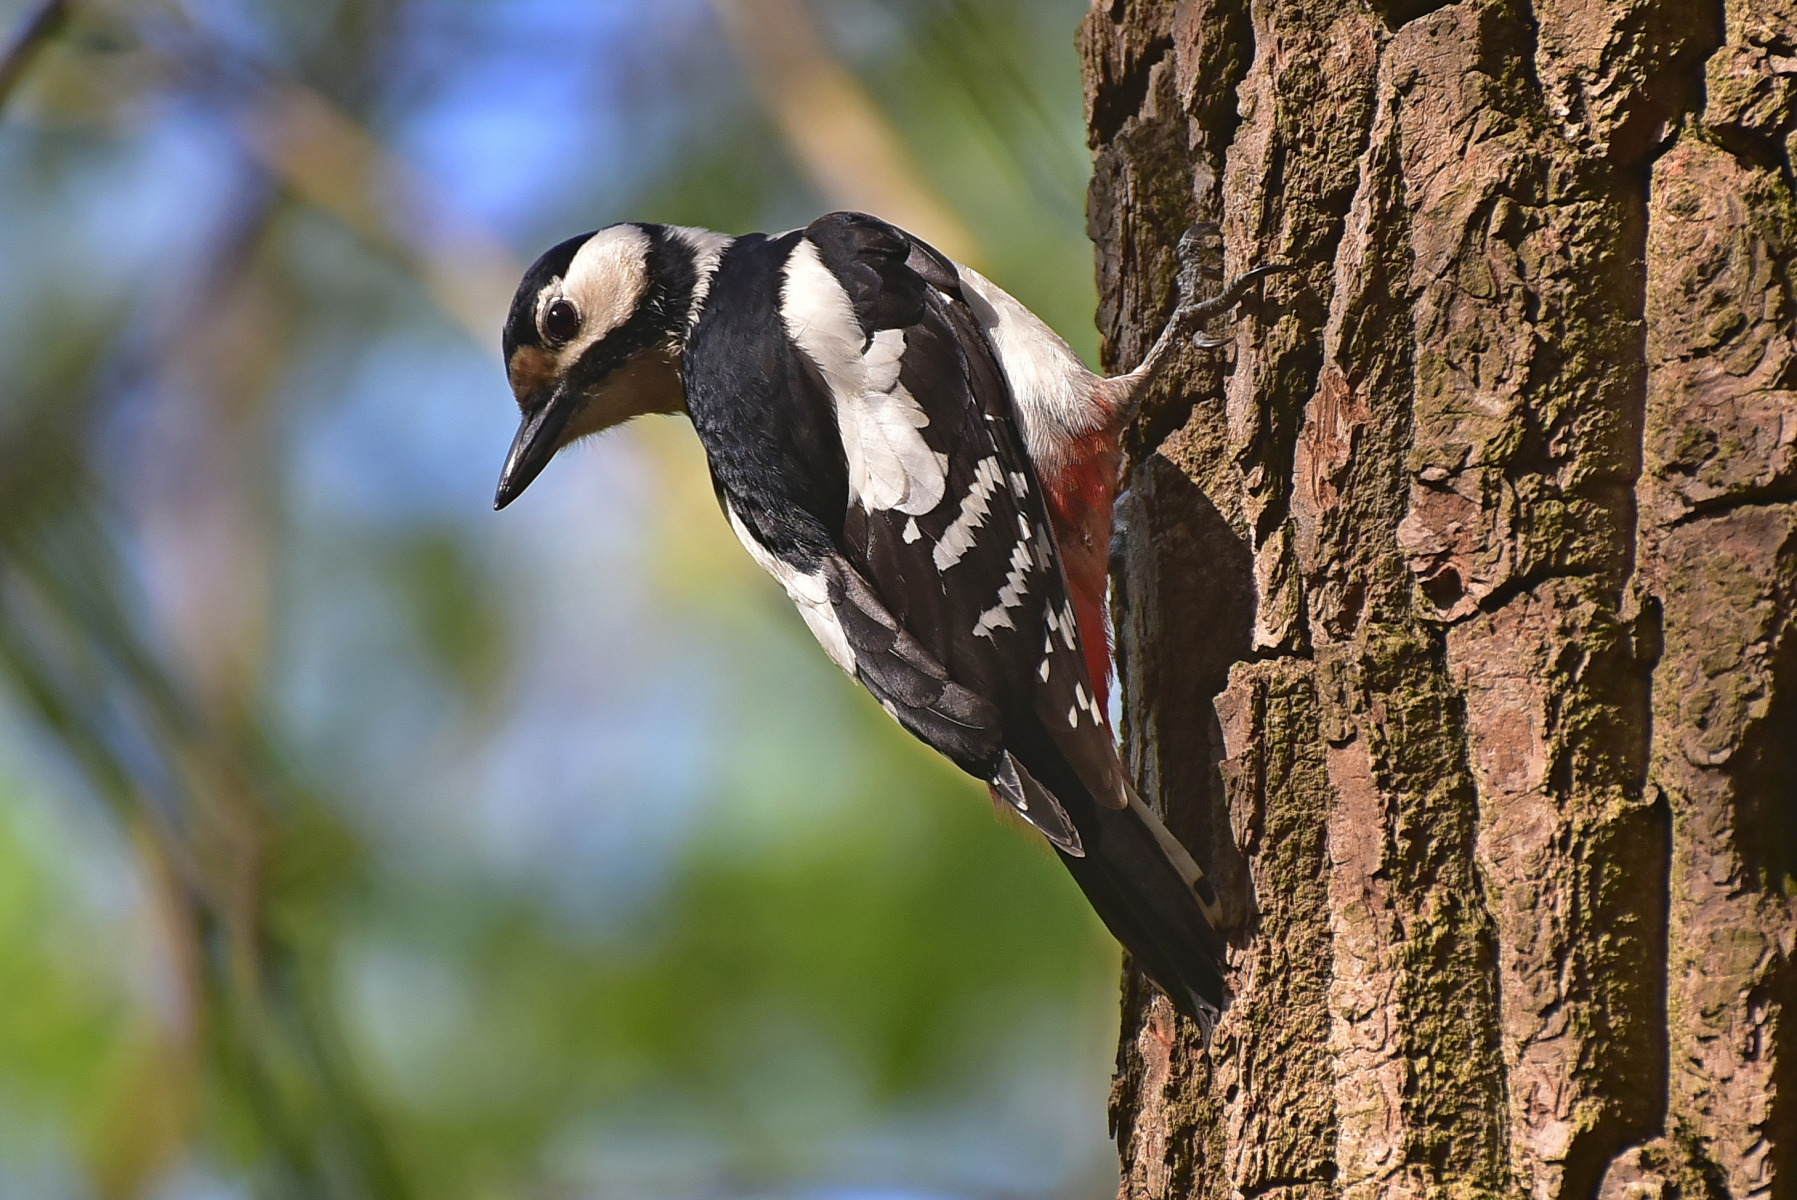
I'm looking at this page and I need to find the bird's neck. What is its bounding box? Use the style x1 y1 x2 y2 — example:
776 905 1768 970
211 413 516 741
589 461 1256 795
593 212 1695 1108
560 342 688 443
633 341 689 416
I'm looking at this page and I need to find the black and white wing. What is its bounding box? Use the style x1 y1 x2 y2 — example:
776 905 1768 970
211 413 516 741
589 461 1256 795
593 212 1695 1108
789 214 1128 836
683 212 1226 1025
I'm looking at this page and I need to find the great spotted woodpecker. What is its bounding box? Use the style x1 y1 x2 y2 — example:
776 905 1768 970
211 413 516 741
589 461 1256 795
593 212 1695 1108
495 212 1274 1027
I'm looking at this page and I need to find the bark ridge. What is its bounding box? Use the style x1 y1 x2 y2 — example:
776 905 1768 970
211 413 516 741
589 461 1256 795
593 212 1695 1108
1084 1 1795 1197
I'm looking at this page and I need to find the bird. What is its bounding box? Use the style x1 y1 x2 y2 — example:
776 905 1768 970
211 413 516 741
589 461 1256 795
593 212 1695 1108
494 211 1278 1029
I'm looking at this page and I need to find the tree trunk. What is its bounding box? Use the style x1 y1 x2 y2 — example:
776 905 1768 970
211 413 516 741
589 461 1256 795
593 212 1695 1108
1080 1 1797 1197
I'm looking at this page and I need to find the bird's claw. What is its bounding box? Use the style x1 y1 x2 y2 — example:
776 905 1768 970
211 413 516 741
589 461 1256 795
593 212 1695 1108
1173 220 1295 338
1172 242 1296 354
1182 261 1295 324
1111 228 1295 422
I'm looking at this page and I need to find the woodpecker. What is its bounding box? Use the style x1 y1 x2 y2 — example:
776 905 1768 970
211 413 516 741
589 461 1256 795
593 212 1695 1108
495 212 1275 1028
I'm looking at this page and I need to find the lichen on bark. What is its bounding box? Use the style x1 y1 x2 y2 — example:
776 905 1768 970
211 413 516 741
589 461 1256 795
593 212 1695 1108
1085 0 1795 1197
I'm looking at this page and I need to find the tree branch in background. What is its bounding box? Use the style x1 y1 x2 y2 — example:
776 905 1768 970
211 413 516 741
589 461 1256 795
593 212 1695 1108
0 7 493 1193
73 1 527 342
710 0 980 265
230 75 522 340
3 0 519 342
0 0 68 109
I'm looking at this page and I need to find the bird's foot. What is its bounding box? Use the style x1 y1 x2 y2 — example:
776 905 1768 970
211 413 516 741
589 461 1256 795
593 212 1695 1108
1102 227 1295 430
1171 222 1294 349
1172 261 1295 347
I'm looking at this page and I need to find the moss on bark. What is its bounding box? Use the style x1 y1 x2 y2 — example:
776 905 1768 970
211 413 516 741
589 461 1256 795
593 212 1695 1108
1086 0 1794 1196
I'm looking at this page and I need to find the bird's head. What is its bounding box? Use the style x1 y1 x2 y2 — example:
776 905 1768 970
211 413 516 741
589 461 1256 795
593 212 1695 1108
495 223 716 509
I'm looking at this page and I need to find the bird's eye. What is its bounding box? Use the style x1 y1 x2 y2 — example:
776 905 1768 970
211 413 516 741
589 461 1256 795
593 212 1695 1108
543 298 580 342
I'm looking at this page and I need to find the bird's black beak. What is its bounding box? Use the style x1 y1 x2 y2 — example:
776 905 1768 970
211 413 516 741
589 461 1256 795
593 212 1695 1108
494 386 578 510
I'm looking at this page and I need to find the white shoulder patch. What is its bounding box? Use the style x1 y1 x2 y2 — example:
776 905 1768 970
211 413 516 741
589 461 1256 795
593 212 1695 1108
782 238 947 516
724 501 857 677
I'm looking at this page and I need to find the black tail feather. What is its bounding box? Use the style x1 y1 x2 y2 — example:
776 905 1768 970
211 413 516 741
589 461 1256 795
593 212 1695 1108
1057 799 1227 1032
999 716 1228 1031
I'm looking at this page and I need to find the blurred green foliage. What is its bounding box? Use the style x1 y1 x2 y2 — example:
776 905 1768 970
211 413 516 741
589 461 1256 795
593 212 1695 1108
0 1 1115 1197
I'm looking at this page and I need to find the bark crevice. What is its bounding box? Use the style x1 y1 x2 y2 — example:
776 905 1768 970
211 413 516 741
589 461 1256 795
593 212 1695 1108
1092 1 1792 1198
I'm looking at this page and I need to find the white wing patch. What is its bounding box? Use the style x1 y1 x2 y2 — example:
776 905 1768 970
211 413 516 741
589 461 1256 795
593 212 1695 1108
724 501 856 677
933 456 1004 571
972 539 1035 639
782 239 946 516
1073 681 1104 725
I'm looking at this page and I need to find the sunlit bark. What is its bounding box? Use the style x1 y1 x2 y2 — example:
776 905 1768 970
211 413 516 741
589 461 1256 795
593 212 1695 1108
1086 1 1796 1196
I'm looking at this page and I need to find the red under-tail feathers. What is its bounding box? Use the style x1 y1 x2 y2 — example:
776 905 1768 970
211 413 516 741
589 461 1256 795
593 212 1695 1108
1040 426 1125 715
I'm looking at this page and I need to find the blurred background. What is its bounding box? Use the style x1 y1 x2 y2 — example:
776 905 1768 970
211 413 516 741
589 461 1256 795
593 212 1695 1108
0 1 1120 1197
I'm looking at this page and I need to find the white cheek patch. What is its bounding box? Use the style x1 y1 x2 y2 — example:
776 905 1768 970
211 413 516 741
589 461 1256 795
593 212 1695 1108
782 238 947 517
552 224 654 369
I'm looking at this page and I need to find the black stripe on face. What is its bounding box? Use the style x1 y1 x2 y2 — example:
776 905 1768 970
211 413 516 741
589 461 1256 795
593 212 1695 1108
559 225 698 402
504 232 591 362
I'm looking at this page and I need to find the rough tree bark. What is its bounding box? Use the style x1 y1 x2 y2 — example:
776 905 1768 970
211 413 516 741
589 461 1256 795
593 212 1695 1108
1081 1 1796 1198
